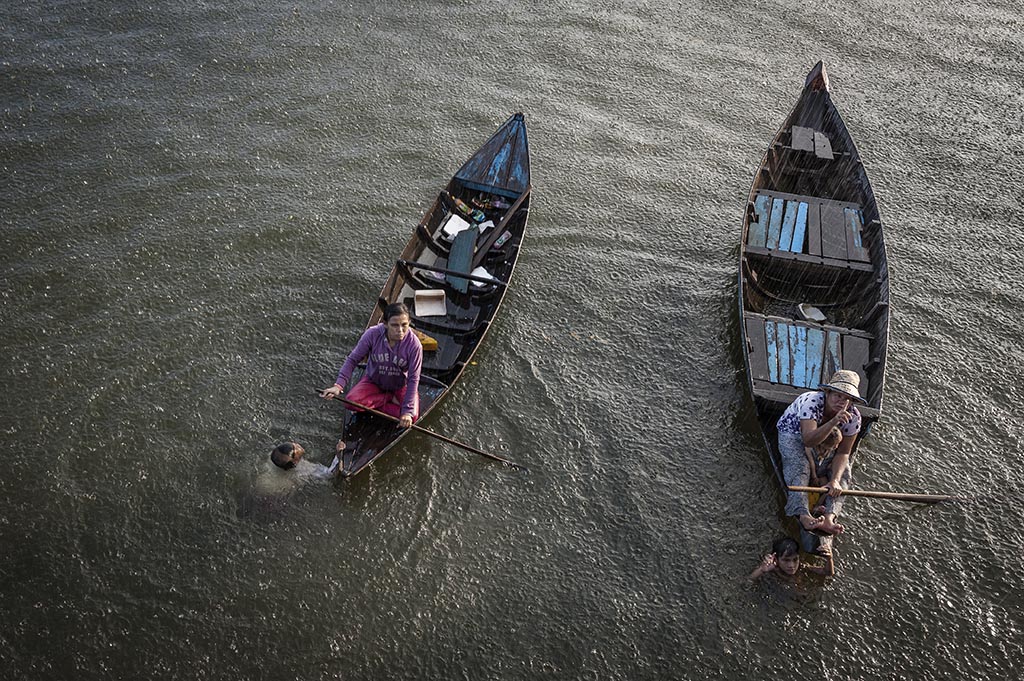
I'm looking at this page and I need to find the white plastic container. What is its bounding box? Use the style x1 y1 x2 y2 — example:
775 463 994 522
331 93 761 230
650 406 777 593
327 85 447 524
415 289 446 317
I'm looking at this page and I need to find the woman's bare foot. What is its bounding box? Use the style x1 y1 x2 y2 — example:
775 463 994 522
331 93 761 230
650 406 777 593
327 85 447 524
818 515 845 535
799 514 824 532
813 504 827 516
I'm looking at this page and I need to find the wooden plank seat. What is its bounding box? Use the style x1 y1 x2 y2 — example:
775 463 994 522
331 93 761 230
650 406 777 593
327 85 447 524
746 189 871 269
411 320 491 375
419 336 467 374
744 311 876 414
407 304 486 335
781 125 851 160
751 380 879 420
397 259 506 295
791 125 834 159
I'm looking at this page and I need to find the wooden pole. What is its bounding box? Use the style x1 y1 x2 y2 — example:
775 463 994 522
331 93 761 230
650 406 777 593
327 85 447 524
318 391 527 471
788 485 959 503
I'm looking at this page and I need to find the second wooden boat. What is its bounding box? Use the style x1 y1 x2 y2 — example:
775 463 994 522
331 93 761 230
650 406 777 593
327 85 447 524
738 63 891 552
335 113 531 478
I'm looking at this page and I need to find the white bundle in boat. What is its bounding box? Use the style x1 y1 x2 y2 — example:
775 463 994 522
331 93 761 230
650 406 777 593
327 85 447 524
440 213 472 241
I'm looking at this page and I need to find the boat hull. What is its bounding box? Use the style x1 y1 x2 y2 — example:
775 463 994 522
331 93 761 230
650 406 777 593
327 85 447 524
337 114 531 478
738 64 890 551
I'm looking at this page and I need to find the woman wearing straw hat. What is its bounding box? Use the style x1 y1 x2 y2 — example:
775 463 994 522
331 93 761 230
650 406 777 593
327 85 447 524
775 369 868 535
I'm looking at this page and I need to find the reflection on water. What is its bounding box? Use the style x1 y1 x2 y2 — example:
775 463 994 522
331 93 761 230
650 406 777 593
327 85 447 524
3 0 1023 678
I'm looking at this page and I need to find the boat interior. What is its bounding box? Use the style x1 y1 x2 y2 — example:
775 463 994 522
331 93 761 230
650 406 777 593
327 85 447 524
739 67 889 555
373 180 529 383
338 181 529 476
328 113 531 478
740 88 890 419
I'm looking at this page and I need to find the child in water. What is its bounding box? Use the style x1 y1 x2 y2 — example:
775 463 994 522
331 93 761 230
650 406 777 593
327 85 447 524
269 442 340 477
239 442 338 519
749 537 835 579
252 442 338 500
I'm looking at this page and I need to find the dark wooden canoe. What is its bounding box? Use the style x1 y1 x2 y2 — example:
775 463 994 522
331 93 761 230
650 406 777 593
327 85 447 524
738 63 890 552
336 113 531 478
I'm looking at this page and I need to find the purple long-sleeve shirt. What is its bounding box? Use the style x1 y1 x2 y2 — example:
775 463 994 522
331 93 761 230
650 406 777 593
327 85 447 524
335 324 423 416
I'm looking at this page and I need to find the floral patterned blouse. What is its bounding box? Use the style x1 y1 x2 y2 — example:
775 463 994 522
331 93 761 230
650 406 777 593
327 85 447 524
776 390 861 436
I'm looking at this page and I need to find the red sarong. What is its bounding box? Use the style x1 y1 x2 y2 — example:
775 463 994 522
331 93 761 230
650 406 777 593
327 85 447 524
344 377 419 421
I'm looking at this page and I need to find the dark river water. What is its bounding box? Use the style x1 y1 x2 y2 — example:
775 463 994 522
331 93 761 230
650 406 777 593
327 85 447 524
3 1 1022 679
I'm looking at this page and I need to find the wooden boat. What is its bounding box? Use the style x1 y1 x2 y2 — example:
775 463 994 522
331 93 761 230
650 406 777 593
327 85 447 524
335 113 531 478
738 63 890 552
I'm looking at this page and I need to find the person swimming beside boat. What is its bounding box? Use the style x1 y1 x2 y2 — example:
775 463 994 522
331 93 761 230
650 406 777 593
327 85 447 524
749 537 835 580
806 427 852 536
320 302 423 448
776 369 866 535
241 442 339 518
268 441 337 477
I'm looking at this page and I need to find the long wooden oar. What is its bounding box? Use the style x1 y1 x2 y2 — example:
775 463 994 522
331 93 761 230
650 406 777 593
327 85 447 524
788 485 960 503
317 390 527 471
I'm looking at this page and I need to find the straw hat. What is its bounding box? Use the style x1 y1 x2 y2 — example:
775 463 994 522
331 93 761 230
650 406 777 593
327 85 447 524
818 370 867 404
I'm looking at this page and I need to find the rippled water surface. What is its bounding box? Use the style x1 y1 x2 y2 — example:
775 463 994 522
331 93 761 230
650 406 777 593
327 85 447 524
3 1 1022 678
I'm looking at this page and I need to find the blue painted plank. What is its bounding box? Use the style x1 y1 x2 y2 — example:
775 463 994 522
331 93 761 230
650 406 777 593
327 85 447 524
765 320 778 383
824 330 842 378
805 327 825 388
766 198 784 250
791 325 808 387
778 201 798 251
791 202 808 253
848 209 863 248
777 321 792 385
748 195 770 248
845 208 870 262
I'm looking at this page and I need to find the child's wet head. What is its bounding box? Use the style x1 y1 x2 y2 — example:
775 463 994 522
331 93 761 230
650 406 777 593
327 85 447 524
271 442 305 470
773 537 801 575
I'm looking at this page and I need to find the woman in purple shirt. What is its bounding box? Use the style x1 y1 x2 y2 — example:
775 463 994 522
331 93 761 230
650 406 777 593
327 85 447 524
776 370 866 535
320 303 423 433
